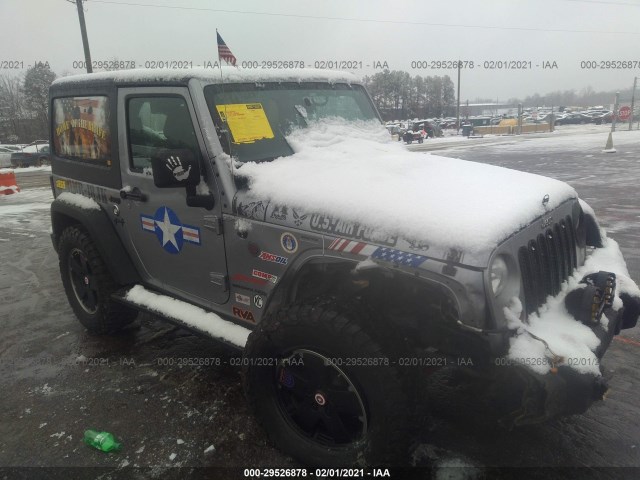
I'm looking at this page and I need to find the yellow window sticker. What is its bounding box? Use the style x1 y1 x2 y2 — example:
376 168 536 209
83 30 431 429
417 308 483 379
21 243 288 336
55 179 66 189
216 103 275 144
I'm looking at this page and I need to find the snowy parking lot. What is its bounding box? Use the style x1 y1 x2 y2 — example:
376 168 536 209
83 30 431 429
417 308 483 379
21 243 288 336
0 127 639 477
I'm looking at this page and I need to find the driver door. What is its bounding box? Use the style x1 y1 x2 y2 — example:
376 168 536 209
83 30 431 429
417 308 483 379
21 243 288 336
116 86 229 307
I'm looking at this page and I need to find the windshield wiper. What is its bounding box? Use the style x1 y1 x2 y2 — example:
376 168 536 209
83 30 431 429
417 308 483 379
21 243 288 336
294 105 309 126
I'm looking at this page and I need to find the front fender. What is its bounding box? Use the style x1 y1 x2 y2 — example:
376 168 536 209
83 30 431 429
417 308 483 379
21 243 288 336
579 199 603 248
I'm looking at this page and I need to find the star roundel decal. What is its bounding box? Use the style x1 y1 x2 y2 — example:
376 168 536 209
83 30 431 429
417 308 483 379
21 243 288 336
140 206 201 254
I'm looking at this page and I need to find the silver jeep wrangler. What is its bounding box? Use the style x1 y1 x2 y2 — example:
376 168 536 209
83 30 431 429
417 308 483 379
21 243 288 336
48 68 640 467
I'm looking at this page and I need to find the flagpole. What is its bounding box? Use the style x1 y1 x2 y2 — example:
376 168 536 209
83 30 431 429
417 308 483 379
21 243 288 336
216 29 232 176
216 29 225 83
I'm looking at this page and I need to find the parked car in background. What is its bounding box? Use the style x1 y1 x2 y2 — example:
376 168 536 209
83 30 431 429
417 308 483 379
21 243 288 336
10 143 51 167
385 123 403 138
411 120 443 138
401 128 426 144
0 146 17 168
26 140 49 146
536 113 556 123
555 113 594 125
440 119 458 129
591 111 614 125
0 145 23 152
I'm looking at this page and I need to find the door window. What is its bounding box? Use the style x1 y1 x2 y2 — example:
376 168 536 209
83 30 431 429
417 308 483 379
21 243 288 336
127 96 201 171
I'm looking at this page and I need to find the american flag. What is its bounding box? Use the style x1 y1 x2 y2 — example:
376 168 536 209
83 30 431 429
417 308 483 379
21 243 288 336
370 247 428 268
217 31 237 66
327 237 428 268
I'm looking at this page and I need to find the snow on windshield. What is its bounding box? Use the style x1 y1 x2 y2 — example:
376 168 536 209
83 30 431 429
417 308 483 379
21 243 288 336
236 118 577 257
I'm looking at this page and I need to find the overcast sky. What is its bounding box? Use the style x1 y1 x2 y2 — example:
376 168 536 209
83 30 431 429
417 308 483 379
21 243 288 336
2 0 640 101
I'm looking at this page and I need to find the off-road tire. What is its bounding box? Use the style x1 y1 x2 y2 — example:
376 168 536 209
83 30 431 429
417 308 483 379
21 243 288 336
243 299 413 467
58 226 137 334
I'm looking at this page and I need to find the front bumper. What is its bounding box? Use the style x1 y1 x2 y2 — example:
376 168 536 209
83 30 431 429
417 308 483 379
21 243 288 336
500 307 621 427
498 284 640 426
426 285 640 427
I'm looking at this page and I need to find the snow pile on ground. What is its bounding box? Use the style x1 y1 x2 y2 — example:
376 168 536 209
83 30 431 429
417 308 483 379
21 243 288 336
505 234 640 376
0 188 52 232
237 118 576 258
125 285 250 347
57 192 100 210
0 166 51 174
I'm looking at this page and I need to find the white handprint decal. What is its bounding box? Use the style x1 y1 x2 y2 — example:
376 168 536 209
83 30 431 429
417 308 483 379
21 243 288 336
165 155 191 181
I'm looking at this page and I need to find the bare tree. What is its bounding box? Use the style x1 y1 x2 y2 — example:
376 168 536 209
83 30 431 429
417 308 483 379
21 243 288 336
364 71 458 120
0 73 26 142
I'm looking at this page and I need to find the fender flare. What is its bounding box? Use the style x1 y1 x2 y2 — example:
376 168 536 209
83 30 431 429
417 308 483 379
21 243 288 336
50 199 141 286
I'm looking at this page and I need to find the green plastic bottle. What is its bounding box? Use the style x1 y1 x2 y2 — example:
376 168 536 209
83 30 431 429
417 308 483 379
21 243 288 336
83 430 121 452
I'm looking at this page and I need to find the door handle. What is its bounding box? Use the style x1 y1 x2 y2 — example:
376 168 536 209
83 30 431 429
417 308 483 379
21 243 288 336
120 187 147 202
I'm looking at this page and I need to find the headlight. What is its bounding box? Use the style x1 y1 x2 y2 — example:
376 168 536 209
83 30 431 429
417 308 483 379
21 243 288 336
490 256 509 296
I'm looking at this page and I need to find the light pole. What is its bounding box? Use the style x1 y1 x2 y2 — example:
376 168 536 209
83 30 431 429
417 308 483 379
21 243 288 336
629 77 637 131
456 60 461 132
70 0 93 73
611 91 619 133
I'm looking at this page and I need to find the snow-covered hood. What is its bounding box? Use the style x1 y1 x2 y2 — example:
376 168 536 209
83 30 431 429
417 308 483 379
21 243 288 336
235 119 577 266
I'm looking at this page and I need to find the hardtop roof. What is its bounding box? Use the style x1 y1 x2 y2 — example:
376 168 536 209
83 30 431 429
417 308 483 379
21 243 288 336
51 67 361 90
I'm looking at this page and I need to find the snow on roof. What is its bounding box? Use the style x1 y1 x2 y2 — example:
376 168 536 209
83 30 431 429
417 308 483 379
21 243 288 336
125 285 250 348
236 118 577 261
57 192 100 210
53 67 360 87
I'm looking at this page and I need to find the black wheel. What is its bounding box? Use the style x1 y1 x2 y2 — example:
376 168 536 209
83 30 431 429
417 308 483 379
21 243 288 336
58 226 137 334
243 300 412 467
418 137 424 144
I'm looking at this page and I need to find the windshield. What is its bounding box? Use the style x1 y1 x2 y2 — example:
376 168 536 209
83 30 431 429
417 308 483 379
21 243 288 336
204 82 379 163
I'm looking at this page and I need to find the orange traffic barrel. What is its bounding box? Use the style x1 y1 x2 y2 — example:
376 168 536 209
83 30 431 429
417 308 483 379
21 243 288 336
0 169 20 195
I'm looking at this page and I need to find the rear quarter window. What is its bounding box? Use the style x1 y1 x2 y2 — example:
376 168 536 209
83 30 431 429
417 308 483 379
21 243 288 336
53 96 112 166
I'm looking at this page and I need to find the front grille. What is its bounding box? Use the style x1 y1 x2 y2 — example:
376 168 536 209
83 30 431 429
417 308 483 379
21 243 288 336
518 216 577 314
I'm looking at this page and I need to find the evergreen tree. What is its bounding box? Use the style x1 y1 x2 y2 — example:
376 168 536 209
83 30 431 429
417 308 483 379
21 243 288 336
23 63 57 129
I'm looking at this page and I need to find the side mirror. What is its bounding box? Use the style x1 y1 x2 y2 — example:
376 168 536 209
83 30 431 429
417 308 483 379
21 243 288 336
150 149 200 188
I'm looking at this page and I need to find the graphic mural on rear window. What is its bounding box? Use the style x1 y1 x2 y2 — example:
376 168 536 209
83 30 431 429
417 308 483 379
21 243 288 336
53 96 111 165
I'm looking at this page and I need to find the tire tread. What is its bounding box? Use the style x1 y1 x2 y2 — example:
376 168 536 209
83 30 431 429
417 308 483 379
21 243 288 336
58 226 136 334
